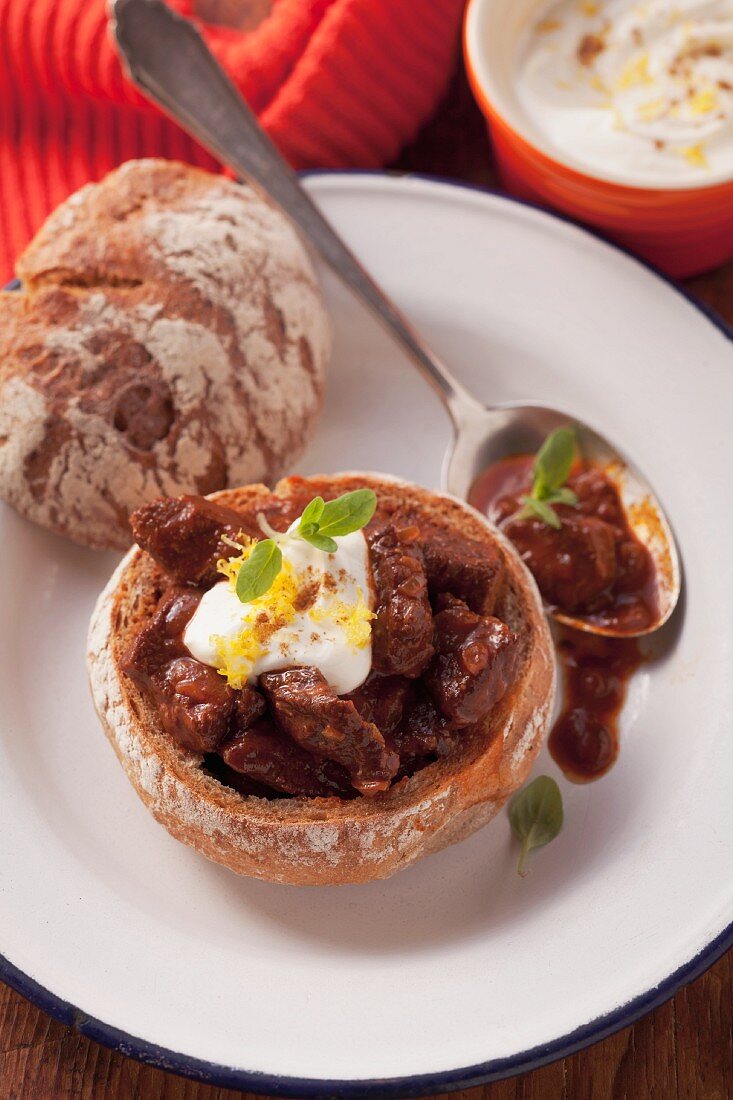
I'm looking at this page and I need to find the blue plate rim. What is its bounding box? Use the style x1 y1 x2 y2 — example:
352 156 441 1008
2 168 732 1097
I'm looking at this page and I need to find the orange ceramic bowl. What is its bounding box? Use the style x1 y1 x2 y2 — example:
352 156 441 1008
463 0 733 278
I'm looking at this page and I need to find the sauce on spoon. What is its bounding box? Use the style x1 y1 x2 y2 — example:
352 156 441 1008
471 453 659 633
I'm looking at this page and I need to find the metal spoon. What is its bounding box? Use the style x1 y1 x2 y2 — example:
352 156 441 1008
110 0 680 637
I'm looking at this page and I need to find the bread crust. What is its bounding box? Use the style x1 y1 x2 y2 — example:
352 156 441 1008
87 474 556 885
0 159 330 550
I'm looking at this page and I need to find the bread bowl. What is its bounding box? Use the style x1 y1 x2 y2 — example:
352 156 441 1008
0 159 330 550
87 473 555 885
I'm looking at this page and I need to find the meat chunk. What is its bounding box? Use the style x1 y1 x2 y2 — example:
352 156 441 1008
202 753 275 798
367 525 434 678
423 529 505 614
346 676 455 771
504 512 617 611
392 691 446 762
396 516 505 614
122 588 201 677
572 469 625 527
260 667 399 795
123 588 235 753
221 721 353 798
130 495 259 587
157 657 236 752
426 597 520 728
234 684 267 729
124 644 235 753
344 673 412 737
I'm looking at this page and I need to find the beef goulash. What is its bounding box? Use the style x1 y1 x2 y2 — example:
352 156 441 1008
87 474 554 884
123 485 520 798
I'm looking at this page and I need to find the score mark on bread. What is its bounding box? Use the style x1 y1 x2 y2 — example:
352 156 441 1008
0 159 331 550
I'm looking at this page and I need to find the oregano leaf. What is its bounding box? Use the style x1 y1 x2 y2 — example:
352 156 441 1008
300 531 338 554
545 486 578 507
299 496 325 530
235 539 282 603
314 489 377 538
509 776 564 875
519 495 562 530
533 427 576 498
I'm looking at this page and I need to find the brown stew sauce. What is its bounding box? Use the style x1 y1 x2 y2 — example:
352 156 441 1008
549 628 645 782
470 455 656 782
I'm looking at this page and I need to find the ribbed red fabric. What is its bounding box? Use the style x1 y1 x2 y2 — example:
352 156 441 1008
0 0 464 282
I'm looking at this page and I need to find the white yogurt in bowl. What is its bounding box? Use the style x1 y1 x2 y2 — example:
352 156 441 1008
517 0 733 186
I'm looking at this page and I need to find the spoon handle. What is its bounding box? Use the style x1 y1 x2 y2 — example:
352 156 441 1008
111 0 480 425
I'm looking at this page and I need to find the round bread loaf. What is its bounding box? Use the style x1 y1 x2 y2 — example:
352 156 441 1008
87 473 556 886
0 159 330 550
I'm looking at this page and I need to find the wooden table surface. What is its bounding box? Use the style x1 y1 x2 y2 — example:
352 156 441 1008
2 54 732 1100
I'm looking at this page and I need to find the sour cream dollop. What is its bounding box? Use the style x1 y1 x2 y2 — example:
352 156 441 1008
517 0 733 185
183 522 373 696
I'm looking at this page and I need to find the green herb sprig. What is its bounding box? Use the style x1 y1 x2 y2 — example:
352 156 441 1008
234 488 377 604
508 775 564 875
515 426 578 530
235 538 283 603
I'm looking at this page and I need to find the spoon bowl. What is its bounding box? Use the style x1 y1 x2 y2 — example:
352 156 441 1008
445 397 680 637
111 0 682 639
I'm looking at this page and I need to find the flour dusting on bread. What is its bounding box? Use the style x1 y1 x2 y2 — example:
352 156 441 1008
0 160 331 549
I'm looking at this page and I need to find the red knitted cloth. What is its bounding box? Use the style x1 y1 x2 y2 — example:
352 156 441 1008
0 0 464 283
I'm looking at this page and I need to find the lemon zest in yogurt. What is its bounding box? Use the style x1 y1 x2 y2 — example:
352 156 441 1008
617 53 653 89
216 534 256 587
678 142 710 167
214 631 264 690
212 546 300 687
309 588 375 650
689 86 719 116
637 97 666 120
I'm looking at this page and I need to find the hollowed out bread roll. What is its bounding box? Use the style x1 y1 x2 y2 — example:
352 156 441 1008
0 159 330 550
87 473 556 886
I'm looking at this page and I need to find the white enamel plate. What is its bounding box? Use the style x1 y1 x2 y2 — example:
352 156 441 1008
1 174 731 1094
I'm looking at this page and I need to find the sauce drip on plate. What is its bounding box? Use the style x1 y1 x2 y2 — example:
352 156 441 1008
550 627 644 783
